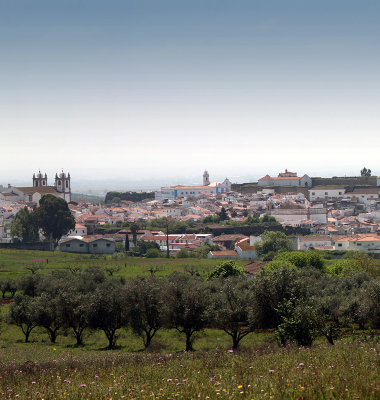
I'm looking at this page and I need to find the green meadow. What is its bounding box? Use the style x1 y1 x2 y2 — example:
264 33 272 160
0 249 243 280
0 249 380 399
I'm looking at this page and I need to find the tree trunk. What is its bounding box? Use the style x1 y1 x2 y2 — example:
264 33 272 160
185 332 193 352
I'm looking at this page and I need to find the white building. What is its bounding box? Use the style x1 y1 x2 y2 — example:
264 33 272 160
0 170 71 204
258 170 312 187
155 171 232 201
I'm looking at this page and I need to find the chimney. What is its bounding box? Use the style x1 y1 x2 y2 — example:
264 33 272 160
8 184 11 188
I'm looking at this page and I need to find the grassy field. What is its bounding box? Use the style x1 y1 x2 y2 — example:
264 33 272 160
1 249 380 398
0 249 246 280
0 328 379 399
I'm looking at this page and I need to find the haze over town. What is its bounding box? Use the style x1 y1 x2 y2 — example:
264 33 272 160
1 0 379 194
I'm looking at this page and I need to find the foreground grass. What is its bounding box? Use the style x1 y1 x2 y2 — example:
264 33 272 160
0 337 379 399
0 249 242 280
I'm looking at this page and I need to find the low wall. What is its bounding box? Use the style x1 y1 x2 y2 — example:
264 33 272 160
0 242 54 251
205 224 310 237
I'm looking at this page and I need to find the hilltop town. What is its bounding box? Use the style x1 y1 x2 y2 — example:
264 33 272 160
1 168 380 258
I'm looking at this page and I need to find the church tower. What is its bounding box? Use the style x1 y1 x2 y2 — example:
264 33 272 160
203 170 210 186
54 170 71 202
33 171 47 187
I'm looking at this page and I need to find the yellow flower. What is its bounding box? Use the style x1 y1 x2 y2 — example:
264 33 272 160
238 385 243 389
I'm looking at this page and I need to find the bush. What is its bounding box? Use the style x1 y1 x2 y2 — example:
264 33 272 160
146 248 161 258
208 261 244 280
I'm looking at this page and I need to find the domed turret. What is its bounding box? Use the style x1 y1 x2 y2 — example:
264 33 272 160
33 170 47 187
203 170 210 186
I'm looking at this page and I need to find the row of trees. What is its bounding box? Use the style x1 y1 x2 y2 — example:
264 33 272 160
5 262 380 350
10 195 75 244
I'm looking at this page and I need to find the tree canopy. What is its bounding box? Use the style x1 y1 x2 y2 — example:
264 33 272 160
10 206 39 242
33 194 75 243
254 230 292 256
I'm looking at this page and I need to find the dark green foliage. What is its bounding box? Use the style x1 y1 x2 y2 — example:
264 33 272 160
146 248 161 258
176 249 189 259
57 291 91 345
164 274 210 351
251 267 306 329
266 251 325 272
208 260 245 280
218 207 229 221
34 294 62 343
105 191 154 203
255 231 292 256
0 278 17 298
18 273 42 297
33 194 75 243
124 276 166 348
6 294 38 342
360 167 371 177
209 277 254 349
202 215 221 224
138 240 160 255
276 297 322 346
87 282 128 349
10 206 39 243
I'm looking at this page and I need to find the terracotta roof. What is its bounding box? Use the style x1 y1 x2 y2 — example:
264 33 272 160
299 235 331 242
209 250 238 256
244 260 267 275
14 186 59 195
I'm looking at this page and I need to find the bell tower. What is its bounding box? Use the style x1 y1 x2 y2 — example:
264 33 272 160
203 170 210 186
55 170 71 201
33 170 47 187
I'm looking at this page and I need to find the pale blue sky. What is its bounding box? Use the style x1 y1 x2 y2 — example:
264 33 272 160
1 0 379 188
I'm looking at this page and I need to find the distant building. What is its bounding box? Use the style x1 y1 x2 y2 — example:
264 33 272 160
155 171 232 201
59 237 115 254
258 170 312 187
0 170 71 205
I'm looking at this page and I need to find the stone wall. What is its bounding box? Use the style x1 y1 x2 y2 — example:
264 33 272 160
205 224 309 237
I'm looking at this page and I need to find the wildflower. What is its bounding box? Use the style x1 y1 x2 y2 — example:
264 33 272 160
228 350 233 353
299 363 304 366
269 370 274 373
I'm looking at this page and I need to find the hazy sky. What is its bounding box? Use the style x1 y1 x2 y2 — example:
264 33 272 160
1 0 379 188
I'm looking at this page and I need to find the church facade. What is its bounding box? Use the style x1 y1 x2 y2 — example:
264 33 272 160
0 170 71 206
155 171 232 201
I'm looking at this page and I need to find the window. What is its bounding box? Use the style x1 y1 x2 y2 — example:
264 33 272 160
339 192 342 195
325 192 328 195
338 243 342 247
79 244 84 247
106 243 111 247
66 244 70 247
66 181 69 188
93 244 97 247
58 180 61 185
357 243 362 246
312 192 315 195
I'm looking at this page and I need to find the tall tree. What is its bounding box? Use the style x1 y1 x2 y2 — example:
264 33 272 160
164 274 210 351
124 276 166 348
6 294 38 342
209 277 254 349
129 223 139 247
10 207 39 242
33 194 75 244
218 207 229 221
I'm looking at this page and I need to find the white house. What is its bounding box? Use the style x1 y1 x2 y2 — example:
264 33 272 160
258 170 312 187
155 171 232 201
333 234 380 253
297 235 333 250
60 237 116 254
309 187 345 201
